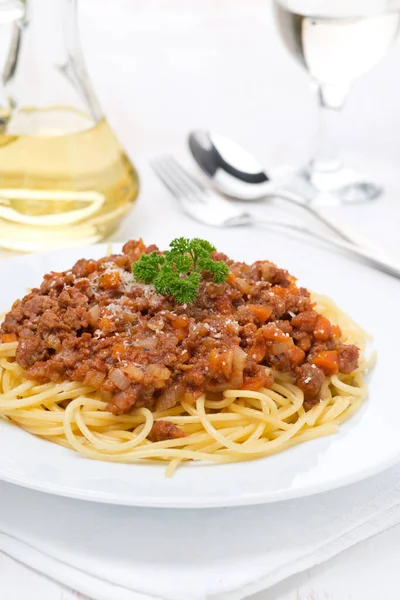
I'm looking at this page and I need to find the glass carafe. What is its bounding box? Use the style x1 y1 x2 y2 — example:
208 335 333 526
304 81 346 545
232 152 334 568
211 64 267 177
0 0 139 252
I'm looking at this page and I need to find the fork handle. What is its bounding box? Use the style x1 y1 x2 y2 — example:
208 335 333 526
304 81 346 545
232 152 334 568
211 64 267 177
256 218 400 279
268 188 382 252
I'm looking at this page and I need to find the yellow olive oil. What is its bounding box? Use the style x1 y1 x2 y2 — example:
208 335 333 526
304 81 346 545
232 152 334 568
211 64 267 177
0 107 139 252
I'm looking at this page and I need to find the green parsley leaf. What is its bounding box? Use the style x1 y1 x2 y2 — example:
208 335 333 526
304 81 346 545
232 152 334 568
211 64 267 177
131 252 163 284
132 238 229 304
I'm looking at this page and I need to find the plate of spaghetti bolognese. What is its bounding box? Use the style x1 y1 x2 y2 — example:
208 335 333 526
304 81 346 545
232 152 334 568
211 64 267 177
0 236 397 507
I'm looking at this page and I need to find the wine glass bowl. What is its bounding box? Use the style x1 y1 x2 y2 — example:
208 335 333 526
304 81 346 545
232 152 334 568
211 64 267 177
272 0 400 204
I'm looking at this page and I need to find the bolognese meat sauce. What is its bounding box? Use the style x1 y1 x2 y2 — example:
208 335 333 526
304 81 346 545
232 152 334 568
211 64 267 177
1 240 359 417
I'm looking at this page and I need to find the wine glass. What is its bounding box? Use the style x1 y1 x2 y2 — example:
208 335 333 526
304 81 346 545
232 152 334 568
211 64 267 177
272 0 400 204
0 0 23 23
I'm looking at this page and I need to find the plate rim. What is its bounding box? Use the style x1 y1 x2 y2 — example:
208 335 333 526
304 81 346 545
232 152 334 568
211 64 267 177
0 445 397 508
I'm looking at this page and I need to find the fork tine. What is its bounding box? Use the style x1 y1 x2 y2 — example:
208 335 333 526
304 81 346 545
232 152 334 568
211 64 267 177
151 155 255 227
150 158 186 199
161 155 207 196
151 156 206 204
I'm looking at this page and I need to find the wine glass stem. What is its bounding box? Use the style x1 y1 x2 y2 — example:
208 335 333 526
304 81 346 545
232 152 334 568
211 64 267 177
309 84 348 175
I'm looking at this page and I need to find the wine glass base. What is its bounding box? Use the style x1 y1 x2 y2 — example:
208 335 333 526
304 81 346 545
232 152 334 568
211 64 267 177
288 166 384 206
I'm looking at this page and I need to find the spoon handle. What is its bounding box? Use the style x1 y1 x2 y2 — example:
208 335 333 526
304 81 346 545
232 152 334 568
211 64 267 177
316 234 400 279
256 217 400 279
271 189 381 252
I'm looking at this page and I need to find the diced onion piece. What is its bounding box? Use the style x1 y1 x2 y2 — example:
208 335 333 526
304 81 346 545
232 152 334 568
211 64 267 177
135 337 157 350
271 338 293 355
123 364 144 382
235 277 251 294
230 346 247 388
147 364 171 379
109 368 131 390
46 333 62 352
156 383 185 411
260 263 273 281
184 391 196 404
84 369 106 388
89 305 100 327
147 317 165 331
147 364 171 388
123 311 138 324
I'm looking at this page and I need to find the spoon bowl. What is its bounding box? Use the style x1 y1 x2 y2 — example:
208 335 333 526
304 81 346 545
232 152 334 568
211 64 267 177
188 131 277 201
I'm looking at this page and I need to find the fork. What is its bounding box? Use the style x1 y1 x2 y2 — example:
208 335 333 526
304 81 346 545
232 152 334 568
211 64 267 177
151 155 400 279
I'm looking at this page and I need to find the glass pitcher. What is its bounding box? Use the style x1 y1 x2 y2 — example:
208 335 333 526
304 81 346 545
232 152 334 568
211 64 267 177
0 0 140 252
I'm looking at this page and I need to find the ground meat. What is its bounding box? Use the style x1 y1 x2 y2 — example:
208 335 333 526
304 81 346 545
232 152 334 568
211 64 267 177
285 287 311 314
292 331 312 352
1 238 360 415
291 310 318 332
256 261 292 287
275 320 293 334
148 420 186 442
295 363 325 405
337 344 359 374
72 258 98 278
37 311 70 333
16 337 49 369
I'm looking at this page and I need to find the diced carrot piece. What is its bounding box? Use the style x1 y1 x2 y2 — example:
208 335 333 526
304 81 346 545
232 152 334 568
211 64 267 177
175 328 188 341
1 333 17 343
226 272 236 284
313 315 332 341
248 337 267 362
242 375 266 391
331 324 342 339
247 304 272 324
112 343 126 361
99 271 121 289
273 286 288 298
262 323 288 342
177 348 189 364
171 314 189 329
98 317 115 333
312 351 339 375
208 348 232 378
288 344 305 366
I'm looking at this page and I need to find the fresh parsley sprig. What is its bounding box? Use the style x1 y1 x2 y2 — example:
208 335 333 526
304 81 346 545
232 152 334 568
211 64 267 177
132 238 229 303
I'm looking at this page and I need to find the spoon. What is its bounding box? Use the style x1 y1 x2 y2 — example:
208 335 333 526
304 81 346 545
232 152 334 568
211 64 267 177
188 131 379 250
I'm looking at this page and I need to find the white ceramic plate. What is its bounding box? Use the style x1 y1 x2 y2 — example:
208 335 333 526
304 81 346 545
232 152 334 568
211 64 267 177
0 239 398 507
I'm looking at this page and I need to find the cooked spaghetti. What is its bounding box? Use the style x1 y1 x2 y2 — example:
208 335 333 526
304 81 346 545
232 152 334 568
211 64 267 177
0 239 371 474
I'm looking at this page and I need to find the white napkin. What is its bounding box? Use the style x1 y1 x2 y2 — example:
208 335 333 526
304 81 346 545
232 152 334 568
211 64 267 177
1 464 400 600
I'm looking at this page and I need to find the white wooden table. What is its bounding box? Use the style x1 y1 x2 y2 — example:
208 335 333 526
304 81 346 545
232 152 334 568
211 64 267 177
1 1 400 598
